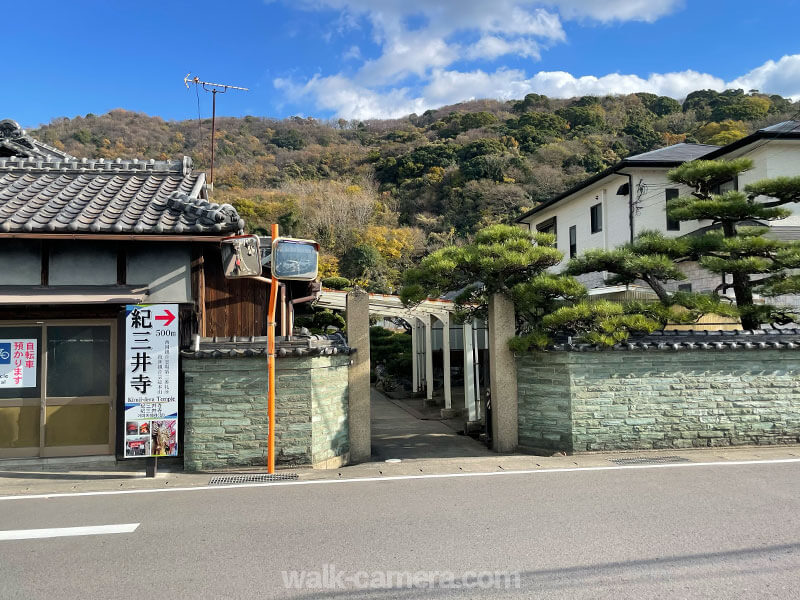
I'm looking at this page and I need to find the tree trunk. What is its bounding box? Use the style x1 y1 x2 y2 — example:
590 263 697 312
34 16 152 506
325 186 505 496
722 221 758 330
644 276 671 304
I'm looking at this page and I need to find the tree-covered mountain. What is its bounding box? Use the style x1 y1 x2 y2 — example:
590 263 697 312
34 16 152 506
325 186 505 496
30 89 799 292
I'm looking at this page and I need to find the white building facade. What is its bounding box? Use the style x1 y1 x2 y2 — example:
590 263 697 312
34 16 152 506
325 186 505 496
517 121 800 298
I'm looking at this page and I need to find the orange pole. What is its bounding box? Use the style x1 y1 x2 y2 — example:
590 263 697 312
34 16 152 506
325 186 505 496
267 223 279 473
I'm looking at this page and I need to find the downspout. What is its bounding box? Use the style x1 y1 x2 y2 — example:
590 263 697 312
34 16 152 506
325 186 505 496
627 173 634 243
616 170 635 243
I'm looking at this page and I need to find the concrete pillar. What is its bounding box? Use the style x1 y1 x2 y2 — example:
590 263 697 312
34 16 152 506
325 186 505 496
346 288 371 463
411 318 419 393
441 313 451 410
488 293 518 453
473 321 482 420
463 320 477 423
424 314 434 402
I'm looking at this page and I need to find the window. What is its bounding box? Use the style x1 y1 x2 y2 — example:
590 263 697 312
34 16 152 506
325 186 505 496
536 216 557 244
678 283 692 293
711 178 737 195
666 188 680 231
569 226 577 258
590 203 603 234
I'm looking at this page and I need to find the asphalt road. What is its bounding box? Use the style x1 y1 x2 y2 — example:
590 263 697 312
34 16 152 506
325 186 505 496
1 461 800 599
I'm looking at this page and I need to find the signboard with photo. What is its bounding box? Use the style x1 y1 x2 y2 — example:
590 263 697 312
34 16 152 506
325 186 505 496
123 304 179 458
0 339 37 388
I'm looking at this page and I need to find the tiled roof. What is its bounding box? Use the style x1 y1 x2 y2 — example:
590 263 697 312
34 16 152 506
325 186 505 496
0 124 244 235
0 119 73 161
626 143 720 163
181 334 353 358
546 329 800 352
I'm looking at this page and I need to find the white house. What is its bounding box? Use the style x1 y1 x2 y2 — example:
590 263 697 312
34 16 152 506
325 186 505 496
516 120 800 296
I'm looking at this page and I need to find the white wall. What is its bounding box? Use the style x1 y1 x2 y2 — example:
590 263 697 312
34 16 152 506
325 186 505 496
629 168 709 238
520 174 629 266
520 169 707 271
735 141 800 226
0 241 41 285
127 245 192 303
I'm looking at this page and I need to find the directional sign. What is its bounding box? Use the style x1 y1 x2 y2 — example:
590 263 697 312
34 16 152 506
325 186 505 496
155 308 176 327
123 304 179 458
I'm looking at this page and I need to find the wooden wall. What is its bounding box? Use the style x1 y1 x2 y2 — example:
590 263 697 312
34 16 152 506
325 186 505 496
195 244 268 338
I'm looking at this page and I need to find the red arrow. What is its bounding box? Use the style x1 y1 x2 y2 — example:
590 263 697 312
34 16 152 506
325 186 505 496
155 309 176 327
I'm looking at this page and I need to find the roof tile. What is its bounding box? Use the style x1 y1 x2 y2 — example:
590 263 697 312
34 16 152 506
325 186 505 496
0 124 244 235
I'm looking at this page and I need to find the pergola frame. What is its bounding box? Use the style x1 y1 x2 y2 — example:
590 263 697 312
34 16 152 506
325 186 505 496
316 289 481 420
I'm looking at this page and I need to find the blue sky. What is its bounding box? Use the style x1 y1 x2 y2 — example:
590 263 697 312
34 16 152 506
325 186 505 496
5 0 800 128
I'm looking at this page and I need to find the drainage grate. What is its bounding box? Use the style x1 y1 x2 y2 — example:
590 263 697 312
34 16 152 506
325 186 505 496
609 455 690 466
208 473 299 485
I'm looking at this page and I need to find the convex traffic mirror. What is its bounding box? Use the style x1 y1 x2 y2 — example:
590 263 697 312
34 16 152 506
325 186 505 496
271 238 319 281
221 235 262 278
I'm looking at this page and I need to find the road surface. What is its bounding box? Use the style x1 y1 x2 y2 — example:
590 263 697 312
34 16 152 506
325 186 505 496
1 459 799 599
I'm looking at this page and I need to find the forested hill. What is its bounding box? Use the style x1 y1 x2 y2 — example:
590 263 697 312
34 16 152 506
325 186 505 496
30 89 799 292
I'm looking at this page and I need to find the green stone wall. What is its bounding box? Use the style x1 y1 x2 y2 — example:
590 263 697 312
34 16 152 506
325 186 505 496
517 349 800 453
183 354 350 471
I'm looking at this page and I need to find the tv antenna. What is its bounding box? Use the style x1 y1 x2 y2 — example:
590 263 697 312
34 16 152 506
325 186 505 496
184 74 249 189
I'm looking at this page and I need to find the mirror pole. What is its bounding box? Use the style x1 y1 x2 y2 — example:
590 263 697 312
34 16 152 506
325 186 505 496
267 223 279 474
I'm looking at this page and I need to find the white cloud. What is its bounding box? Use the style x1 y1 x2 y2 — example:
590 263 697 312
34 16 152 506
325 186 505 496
342 45 361 61
465 36 541 61
276 56 800 121
729 54 800 100
549 0 685 22
274 1 798 120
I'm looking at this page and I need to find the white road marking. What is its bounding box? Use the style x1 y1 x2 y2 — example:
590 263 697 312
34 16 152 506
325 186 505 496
0 457 798 503
0 523 139 541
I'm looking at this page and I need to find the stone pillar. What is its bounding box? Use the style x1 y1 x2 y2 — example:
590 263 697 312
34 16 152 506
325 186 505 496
488 293 518 453
346 288 371 463
463 320 478 423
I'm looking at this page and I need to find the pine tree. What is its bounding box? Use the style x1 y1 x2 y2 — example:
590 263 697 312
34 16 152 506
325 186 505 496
667 158 800 329
401 224 662 348
568 158 800 331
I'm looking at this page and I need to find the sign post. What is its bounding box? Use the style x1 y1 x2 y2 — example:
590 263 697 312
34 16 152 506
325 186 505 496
267 224 279 473
123 304 180 476
221 228 319 474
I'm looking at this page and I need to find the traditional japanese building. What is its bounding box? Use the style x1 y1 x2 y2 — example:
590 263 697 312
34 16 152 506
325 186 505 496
0 119 275 461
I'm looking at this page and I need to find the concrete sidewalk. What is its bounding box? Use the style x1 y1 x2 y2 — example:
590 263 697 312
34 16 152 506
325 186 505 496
370 387 492 460
2 444 800 499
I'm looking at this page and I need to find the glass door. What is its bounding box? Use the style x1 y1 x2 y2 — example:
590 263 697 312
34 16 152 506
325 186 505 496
0 320 116 459
0 325 43 458
42 323 116 457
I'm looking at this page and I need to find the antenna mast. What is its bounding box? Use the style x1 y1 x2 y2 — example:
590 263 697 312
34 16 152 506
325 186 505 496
184 74 249 190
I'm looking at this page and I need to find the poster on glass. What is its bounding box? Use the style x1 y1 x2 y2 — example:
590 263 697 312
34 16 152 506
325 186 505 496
123 304 179 458
0 339 36 388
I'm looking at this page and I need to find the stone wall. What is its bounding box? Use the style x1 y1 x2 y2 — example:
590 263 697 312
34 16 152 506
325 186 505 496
517 346 800 453
183 350 350 471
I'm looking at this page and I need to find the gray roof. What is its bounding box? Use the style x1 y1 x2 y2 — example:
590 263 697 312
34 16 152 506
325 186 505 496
702 120 800 159
761 120 800 134
181 335 352 358
516 142 720 222
0 119 73 161
547 328 800 352
625 143 720 163
0 123 243 235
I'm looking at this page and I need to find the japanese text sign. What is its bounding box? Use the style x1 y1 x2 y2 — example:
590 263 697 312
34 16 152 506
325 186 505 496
124 304 179 458
0 339 37 388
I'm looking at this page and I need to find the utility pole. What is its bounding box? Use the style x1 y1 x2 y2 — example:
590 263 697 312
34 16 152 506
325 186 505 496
184 74 249 189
